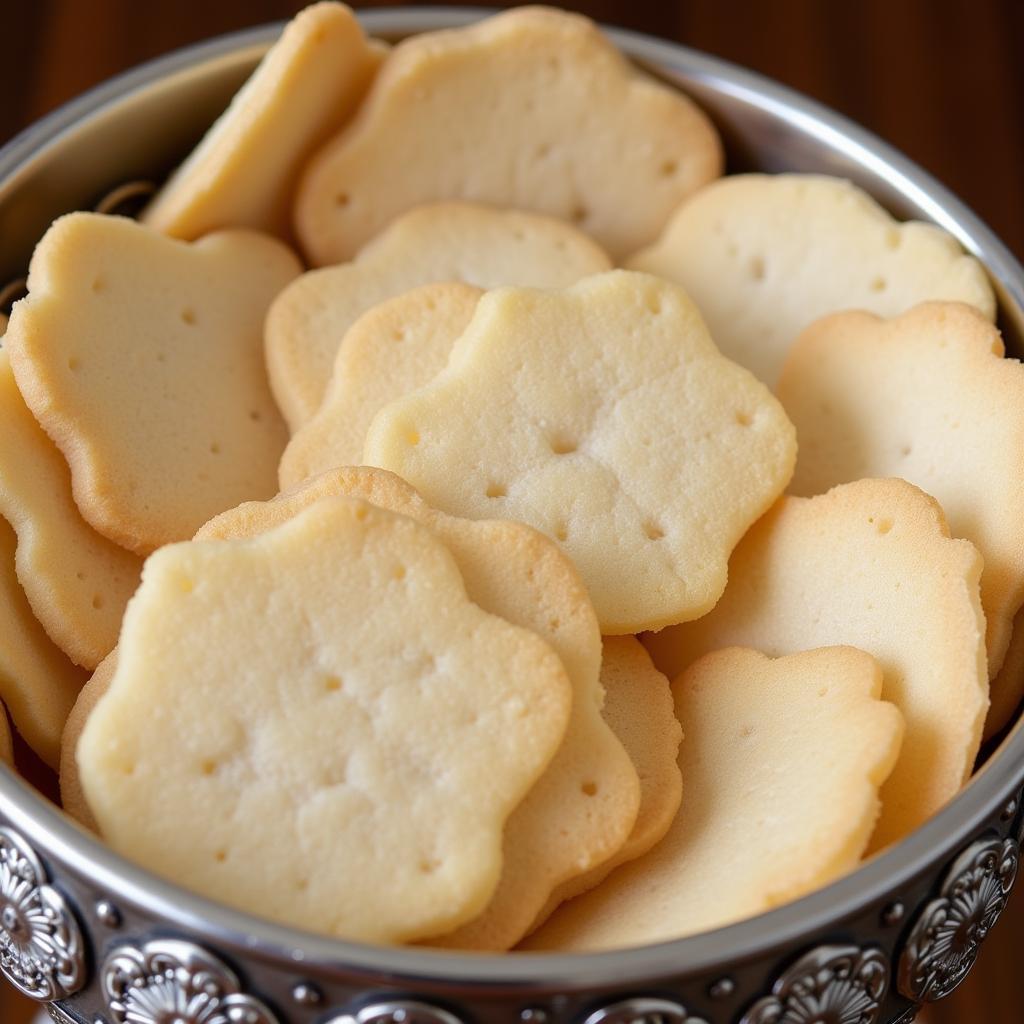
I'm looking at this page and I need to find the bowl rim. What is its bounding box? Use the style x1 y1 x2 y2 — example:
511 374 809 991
1 4 1022 989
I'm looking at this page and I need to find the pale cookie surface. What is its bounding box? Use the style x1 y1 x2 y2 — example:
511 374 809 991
0 518 86 768
0 703 12 766
778 302 1024 676
6 213 302 553
0 350 142 669
267 201 612 429
987 608 1024 740
525 636 682 937
143 3 382 241
280 282 483 488
61 653 115 830
627 174 996 386
295 6 722 266
199 466 641 951
646 479 987 851
524 647 903 951
79 498 572 943
365 271 797 634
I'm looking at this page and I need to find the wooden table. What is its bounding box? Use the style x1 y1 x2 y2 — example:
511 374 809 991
1 2 1022 1021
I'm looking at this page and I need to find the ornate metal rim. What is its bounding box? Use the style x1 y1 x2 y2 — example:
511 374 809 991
0 826 85 1001
0 3 1022 992
324 999 467 1024
897 834 1020 1002
579 996 708 1024
738 944 890 1023
100 937 280 1024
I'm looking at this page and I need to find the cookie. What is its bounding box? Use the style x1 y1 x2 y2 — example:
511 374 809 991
198 466 641 951
987 608 1024 739
523 647 903 950
266 201 612 429
525 636 683 937
60 653 115 829
0 350 142 668
0 704 11 766
777 302 1024 675
645 479 987 851
6 213 302 553
0 518 87 768
294 6 722 266
143 3 382 241
280 282 482 488
627 174 996 386
78 497 573 943
365 270 797 634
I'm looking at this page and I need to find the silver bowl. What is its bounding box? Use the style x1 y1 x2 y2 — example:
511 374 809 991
1 10 1022 1024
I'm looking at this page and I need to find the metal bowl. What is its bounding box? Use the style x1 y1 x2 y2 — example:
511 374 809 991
1 9 1022 1024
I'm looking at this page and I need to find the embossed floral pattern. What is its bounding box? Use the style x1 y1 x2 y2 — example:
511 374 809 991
579 999 707 1024
101 938 278 1024
0 826 84 1000
329 1002 466 1024
899 835 1019 1002
741 945 889 1024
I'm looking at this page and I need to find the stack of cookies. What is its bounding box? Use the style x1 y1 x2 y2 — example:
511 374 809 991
0 3 1015 952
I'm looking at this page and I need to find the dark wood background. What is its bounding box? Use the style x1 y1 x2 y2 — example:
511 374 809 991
1 1 1022 1021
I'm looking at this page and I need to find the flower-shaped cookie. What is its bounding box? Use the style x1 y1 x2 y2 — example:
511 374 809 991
525 647 903 950
777 302 1024 677
365 270 797 634
0 351 142 669
78 497 572 943
0 703 11 765
295 6 722 265
646 478 988 850
989 610 1024 738
143 2 383 240
267 201 612 429
524 636 682 937
6 213 301 553
279 282 482 488
0 518 86 768
60 653 115 831
627 174 995 386
198 466 641 951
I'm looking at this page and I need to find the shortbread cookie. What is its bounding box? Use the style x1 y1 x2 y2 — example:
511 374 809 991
987 608 1024 739
0 706 11 766
198 466 641 951
0 518 86 768
6 213 302 553
60 653 115 829
294 6 722 266
627 174 996 386
778 302 1024 675
526 636 682 937
646 479 987 851
79 497 572 943
365 271 797 634
0 351 142 668
280 282 482 487
267 202 612 429
143 3 382 241
524 647 903 950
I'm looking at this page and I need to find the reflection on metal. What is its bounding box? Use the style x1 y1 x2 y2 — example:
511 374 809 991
740 944 888 1024
0 827 85 1001
899 835 1019 1002
101 938 279 1024
580 998 708 1024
